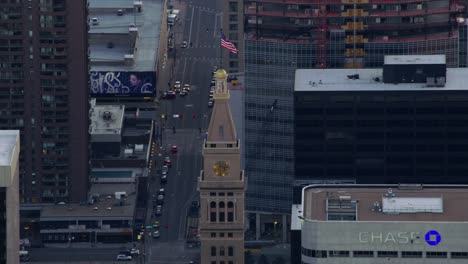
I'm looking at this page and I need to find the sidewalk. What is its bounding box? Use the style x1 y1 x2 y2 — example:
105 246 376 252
44 242 134 249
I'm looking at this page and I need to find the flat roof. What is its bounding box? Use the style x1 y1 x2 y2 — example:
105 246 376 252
40 190 136 219
294 68 467 92
89 183 136 196
90 104 125 135
302 184 468 222
89 0 135 9
384 55 446 65
89 0 162 71
0 130 19 166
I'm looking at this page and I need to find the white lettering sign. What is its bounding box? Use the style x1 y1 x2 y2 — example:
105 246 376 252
359 232 420 244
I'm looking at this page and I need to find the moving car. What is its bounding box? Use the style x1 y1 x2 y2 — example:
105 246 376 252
161 165 169 173
174 81 181 89
130 248 140 255
180 90 187 96
117 254 132 261
208 99 214 108
153 221 160 228
181 41 188 48
160 174 167 184
156 194 164 205
164 156 172 167
171 145 178 153
158 188 165 196
152 230 160 238
161 91 176 99
183 84 191 92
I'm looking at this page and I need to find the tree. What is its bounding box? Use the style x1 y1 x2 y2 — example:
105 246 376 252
258 254 270 264
244 251 255 264
272 256 286 264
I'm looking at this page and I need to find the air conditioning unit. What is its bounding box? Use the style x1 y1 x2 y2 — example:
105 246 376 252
417 4 422 10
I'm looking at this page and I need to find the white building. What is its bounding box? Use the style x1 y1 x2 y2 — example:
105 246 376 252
292 184 468 263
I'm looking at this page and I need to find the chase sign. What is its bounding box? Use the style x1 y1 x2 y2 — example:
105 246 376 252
425 230 441 246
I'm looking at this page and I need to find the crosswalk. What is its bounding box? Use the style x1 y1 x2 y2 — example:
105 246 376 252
188 4 219 13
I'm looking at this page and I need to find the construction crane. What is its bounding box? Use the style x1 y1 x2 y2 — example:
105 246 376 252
246 99 278 170
316 0 328 68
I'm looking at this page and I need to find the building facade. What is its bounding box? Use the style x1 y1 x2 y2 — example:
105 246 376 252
0 130 20 264
294 61 468 185
293 184 468 264
0 0 89 203
243 0 467 233
199 70 246 264
222 0 244 73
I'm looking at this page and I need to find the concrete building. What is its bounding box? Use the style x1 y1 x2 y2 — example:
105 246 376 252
0 130 20 264
294 57 468 190
222 0 244 73
0 0 89 204
88 0 163 108
39 183 137 244
243 0 467 241
199 70 246 264
292 184 468 264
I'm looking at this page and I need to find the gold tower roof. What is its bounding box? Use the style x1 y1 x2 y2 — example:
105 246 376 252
215 69 228 79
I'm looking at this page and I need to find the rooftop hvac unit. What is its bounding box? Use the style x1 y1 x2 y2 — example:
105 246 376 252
135 144 144 152
124 148 134 157
115 191 127 199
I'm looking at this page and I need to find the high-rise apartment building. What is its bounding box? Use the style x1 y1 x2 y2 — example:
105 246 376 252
199 70 246 264
0 0 89 203
222 0 244 73
0 130 20 264
243 0 467 240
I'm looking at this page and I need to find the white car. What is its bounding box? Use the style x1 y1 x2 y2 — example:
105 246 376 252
174 81 181 89
181 41 188 48
183 84 191 92
153 230 160 238
208 100 214 108
130 248 140 255
180 90 188 97
161 165 169 173
117 254 132 261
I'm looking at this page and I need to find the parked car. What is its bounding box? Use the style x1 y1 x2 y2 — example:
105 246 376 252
174 81 181 89
158 188 165 196
181 41 188 48
208 99 214 108
160 174 167 184
180 90 187 96
171 145 178 153
92 17 99 25
161 165 169 173
156 194 164 205
153 221 160 229
161 91 176 99
117 254 132 261
183 84 191 92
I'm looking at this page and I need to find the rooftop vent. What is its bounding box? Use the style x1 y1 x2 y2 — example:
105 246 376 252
426 77 446 87
93 207 99 210
372 201 382 212
102 111 112 121
347 74 360 80
106 207 112 211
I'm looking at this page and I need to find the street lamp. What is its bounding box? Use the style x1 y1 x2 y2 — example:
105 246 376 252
274 221 278 235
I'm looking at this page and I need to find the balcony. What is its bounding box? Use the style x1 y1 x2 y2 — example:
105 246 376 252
245 8 340 18
369 7 451 17
198 170 246 190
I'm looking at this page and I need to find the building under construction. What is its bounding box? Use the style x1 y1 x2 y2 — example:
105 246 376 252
243 0 467 242
245 0 467 67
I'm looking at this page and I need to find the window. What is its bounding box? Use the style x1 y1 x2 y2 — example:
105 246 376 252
377 251 398 258
210 192 216 196
219 211 225 221
228 233 233 237
329 251 349 257
210 212 216 222
228 262 233 264
211 246 216 256
211 233 216 238
228 247 234 256
219 202 225 208
229 2 237 12
426 252 447 258
220 247 225 256
229 61 238 68
227 202 234 208
353 251 374 257
229 24 238 30
402 251 422 258
227 212 234 222
452 252 468 259
227 192 234 196
211 262 216 264
219 193 225 196
220 233 225 237
210 202 216 208
229 33 238 40
229 15 238 21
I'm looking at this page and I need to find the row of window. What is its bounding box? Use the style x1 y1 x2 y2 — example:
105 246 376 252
211 246 234 257
301 248 468 259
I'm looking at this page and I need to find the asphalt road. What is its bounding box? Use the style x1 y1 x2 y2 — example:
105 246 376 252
146 0 221 262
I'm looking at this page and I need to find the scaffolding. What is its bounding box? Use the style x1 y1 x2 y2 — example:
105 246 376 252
245 0 466 67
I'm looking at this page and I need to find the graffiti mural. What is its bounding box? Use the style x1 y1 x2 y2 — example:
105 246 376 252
90 71 156 96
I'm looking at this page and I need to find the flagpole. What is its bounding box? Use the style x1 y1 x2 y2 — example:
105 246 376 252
219 29 223 68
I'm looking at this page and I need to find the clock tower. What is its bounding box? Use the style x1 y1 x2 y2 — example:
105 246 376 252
199 69 246 264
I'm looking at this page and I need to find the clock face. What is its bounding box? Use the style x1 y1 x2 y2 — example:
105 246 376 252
213 161 229 176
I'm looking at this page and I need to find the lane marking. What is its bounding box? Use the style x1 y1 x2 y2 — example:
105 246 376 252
188 6 195 43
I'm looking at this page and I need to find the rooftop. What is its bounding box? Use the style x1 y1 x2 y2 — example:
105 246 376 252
384 55 446 65
0 130 19 167
301 184 468 222
89 104 125 136
89 0 162 71
90 168 144 183
294 68 467 92
40 183 136 219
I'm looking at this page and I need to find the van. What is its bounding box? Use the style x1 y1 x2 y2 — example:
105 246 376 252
91 17 99 25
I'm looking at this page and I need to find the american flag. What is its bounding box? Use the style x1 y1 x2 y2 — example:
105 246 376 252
220 31 238 54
